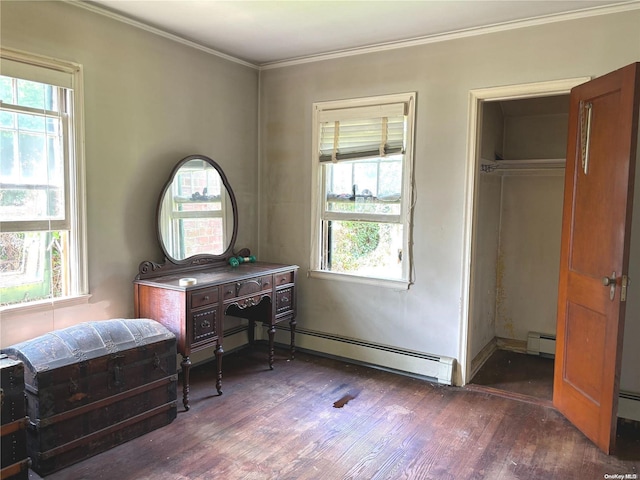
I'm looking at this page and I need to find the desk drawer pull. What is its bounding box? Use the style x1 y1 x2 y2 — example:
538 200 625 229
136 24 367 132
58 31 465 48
237 297 256 309
201 319 211 329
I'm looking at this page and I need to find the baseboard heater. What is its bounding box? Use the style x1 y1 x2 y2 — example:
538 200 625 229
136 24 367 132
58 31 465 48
619 391 640 422
527 331 556 358
525 332 640 421
270 324 454 385
201 324 638 420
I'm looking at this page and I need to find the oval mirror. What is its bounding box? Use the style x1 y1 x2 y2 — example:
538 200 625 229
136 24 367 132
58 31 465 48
157 155 237 263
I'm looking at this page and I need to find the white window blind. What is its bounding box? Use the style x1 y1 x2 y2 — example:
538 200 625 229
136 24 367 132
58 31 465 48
318 103 406 163
0 57 75 89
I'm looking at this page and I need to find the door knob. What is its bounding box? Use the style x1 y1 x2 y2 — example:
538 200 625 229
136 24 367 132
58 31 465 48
603 272 616 301
602 275 616 286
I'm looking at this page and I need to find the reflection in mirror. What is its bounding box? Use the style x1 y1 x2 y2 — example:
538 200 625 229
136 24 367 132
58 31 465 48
159 158 233 261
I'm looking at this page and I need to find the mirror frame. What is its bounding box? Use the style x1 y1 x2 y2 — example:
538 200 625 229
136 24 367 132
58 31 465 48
137 154 238 279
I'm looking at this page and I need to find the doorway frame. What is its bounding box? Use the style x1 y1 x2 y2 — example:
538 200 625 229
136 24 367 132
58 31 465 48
458 77 591 386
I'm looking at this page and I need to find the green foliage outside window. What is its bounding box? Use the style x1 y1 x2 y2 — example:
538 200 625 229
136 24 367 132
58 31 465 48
0 231 63 306
330 220 398 274
340 221 380 259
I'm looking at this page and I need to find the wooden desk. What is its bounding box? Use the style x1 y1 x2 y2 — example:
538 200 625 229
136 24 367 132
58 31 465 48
134 262 298 410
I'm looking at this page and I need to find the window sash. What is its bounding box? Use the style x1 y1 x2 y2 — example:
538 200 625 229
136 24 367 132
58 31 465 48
321 155 403 222
169 210 225 220
322 211 402 223
1 220 69 233
1 88 70 228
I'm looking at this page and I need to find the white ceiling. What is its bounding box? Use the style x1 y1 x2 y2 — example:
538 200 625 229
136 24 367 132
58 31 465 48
82 0 638 67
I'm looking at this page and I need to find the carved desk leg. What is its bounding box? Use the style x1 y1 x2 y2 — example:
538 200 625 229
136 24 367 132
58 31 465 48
215 342 223 395
289 316 296 359
268 324 276 370
181 355 191 411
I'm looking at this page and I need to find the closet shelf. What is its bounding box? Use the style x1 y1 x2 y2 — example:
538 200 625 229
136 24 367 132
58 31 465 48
480 158 565 173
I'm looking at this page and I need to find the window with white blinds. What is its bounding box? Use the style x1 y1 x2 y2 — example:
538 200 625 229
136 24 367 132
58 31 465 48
318 103 406 162
310 93 416 286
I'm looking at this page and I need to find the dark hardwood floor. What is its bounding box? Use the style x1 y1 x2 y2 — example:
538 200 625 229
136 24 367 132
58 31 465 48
468 349 555 406
40 347 639 480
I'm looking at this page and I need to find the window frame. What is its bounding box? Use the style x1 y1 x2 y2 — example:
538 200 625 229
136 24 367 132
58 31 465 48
309 92 416 288
0 48 89 314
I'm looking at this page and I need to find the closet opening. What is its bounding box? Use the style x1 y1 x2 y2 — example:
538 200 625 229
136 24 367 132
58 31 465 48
467 94 570 403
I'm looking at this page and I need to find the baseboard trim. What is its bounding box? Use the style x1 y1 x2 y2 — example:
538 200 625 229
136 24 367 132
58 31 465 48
496 337 528 354
470 338 498 380
464 383 555 409
192 325 640 421
270 324 454 385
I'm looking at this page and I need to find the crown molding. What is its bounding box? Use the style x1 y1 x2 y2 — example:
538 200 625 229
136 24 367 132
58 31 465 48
65 0 259 70
65 0 640 71
260 1 640 70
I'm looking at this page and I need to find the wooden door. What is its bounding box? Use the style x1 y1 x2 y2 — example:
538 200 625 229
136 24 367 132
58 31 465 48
554 62 640 454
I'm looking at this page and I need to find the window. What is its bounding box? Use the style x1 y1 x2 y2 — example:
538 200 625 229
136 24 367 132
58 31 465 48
0 50 87 310
310 93 416 286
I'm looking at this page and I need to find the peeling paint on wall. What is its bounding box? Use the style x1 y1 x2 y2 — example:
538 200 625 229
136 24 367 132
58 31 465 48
495 247 515 339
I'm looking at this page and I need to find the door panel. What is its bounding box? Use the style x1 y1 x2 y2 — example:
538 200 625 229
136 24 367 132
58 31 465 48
554 62 640 454
570 89 624 275
564 302 605 403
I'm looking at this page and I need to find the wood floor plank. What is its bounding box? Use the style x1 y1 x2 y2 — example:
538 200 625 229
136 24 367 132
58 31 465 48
470 349 554 401
42 347 639 480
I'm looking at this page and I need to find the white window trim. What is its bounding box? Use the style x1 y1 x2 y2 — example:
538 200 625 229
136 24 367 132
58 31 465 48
0 48 88 312
309 92 416 288
0 294 91 317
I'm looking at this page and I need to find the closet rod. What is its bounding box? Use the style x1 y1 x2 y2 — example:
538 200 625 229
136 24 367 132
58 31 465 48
480 158 565 173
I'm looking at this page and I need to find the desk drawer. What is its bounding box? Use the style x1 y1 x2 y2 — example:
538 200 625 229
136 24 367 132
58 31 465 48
223 276 272 300
191 308 219 343
276 287 294 314
191 288 218 308
275 271 294 286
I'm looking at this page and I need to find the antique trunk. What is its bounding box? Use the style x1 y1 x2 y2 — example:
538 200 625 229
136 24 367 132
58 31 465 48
1 318 177 476
1 354 29 480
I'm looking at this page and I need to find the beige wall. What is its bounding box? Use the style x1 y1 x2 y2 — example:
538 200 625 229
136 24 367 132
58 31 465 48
259 11 640 390
1 2 639 395
495 174 565 341
624 116 640 393
470 171 564 364
0 2 259 343
469 172 501 361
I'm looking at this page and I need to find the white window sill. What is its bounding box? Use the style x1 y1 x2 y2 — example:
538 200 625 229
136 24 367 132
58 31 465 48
308 269 410 290
0 294 92 319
